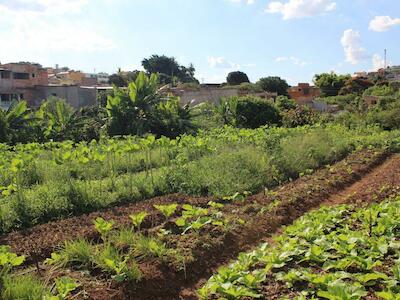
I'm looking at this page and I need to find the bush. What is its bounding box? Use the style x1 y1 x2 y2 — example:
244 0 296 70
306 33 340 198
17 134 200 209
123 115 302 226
275 96 296 111
282 106 319 128
363 85 395 97
218 96 282 128
0 110 9 143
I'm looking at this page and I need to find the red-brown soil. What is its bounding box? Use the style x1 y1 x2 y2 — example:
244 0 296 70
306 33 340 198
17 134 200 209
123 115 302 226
3 150 400 300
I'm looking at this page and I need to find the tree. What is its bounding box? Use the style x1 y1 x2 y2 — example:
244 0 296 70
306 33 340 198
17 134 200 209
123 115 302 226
109 69 139 87
313 72 350 97
257 77 289 96
141 55 198 85
226 71 250 86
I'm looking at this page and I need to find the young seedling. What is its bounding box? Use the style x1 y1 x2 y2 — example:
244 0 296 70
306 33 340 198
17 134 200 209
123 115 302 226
52 277 80 300
93 217 114 240
129 211 148 231
154 204 178 220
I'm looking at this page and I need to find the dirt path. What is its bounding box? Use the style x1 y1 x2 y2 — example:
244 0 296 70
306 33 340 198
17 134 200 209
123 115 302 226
326 153 400 206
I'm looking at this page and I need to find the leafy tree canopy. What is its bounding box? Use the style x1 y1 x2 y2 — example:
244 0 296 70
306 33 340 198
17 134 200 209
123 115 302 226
256 76 289 96
313 72 350 97
142 55 198 85
226 71 250 86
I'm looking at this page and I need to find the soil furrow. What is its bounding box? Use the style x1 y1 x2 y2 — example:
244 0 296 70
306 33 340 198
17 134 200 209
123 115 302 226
2 149 399 300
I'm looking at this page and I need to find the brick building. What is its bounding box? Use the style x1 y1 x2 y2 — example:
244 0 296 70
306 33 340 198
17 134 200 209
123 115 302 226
288 83 321 105
0 62 48 108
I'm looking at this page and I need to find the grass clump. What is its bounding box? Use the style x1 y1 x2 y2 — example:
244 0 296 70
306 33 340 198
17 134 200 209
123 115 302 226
1 274 49 300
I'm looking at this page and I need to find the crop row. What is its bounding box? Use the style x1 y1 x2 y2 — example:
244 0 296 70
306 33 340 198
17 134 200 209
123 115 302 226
0 124 398 234
200 196 400 299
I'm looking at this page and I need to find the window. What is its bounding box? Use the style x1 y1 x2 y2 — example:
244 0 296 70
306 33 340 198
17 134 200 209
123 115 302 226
0 94 11 102
0 71 11 79
13 72 30 80
20 94 24 99
52 93 57 97
32 73 36 78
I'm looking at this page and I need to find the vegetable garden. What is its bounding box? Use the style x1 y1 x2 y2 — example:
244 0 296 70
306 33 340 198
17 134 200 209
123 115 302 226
1 124 400 299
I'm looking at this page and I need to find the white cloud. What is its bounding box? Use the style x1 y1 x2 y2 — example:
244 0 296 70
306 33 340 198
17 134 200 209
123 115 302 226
372 54 385 71
340 29 366 65
0 0 89 15
227 0 255 5
0 0 115 63
265 0 336 20
369 16 400 32
275 56 309 66
207 56 240 69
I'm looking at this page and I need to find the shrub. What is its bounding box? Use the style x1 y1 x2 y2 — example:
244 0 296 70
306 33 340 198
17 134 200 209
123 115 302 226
218 96 282 128
363 85 395 97
0 110 9 143
235 96 282 128
275 96 296 111
282 106 319 128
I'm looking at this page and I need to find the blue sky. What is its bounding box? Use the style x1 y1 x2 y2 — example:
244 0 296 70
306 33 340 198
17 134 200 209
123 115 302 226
0 0 399 85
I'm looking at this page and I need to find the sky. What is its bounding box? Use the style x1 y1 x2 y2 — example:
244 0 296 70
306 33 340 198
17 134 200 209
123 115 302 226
0 0 399 85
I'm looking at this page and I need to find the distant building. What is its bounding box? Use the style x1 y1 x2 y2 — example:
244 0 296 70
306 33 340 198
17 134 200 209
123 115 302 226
0 62 112 110
0 62 48 109
288 83 321 105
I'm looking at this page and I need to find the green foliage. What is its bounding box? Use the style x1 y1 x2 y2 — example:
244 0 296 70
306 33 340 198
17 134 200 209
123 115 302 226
275 96 296 111
281 106 319 128
314 72 351 97
2 274 49 300
363 84 395 97
317 94 359 111
200 197 400 299
106 72 193 138
218 96 282 128
339 77 374 95
237 82 263 93
46 238 94 268
36 97 75 141
142 55 198 84
129 211 148 230
226 71 250 86
257 76 289 96
154 203 178 219
94 217 114 238
52 277 79 300
0 110 9 143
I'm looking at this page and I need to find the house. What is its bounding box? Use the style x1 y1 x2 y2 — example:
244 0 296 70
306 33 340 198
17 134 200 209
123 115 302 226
0 62 109 110
0 62 48 109
288 83 321 105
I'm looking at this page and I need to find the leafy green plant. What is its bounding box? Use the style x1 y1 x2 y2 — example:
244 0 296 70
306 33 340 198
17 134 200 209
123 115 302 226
129 211 148 231
93 217 114 239
154 203 178 220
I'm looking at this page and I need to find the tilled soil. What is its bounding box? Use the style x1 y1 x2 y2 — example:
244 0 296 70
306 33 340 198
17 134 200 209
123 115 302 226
2 149 399 300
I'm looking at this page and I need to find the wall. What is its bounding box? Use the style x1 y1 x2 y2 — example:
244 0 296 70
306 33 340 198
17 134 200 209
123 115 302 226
288 83 321 105
33 86 97 108
171 86 239 106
